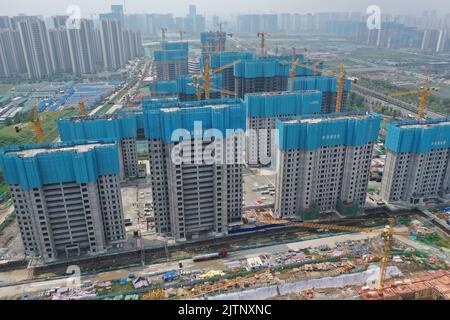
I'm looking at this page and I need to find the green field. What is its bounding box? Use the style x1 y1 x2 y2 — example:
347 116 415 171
0 84 13 96
0 109 75 148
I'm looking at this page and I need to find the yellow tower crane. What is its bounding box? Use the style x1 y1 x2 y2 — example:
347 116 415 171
194 57 242 100
257 32 269 56
288 58 354 113
32 104 45 143
65 99 87 116
293 217 409 296
192 75 202 101
388 81 438 120
161 27 168 42
179 31 186 41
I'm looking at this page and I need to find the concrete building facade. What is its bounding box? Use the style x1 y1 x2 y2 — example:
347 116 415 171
381 119 450 205
290 75 352 114
144 100 246 241
154 42 189 81
244 91 322 166
274 112 381 220
0 141 126 263
15 16 55 79
58 115 139 180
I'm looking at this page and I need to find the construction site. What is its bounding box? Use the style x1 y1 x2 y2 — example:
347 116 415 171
0 9 449 303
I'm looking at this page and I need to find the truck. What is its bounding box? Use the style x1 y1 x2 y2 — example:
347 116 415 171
193 249 228 263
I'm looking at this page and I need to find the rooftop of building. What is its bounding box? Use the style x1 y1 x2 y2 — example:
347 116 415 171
3 141 116 158
245 90 321 97
285 112 375 124
161 103 232 113
397 119 450 129
64 114 120 122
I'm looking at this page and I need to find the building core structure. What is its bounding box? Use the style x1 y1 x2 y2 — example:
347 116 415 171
274 112 381 220
0 141 126 263
58 115 139 180
143 99 246 241
245 91 322 166
381 118 450 205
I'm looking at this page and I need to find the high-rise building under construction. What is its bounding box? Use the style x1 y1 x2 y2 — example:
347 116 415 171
0 141 126 263
205 52 253 97
245 91 322 166
144 99 246 241
58 115 139 180
274 112 381 220
290 75 352 114
381 119 450 205
234 57 319 98
154 42 189 81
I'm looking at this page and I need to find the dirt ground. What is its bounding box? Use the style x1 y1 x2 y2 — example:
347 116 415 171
0 221 25 260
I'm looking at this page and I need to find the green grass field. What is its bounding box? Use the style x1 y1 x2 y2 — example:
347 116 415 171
0 84 13 96
0 109 75 148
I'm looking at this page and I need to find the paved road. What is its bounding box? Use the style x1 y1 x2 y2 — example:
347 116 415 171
0 206 13 225
0 231 382 298
351 83 446 119
394 235 449 263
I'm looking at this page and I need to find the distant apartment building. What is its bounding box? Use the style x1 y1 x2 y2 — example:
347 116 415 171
274 112 381 220
144 99 246 241
381 119 450 205
245 91 322 166
47 28 72 74
14 16 55 79
0 29 27 77
66 19 97 75
154 41 189 81
0 141 126 263
100 18 125 71
0 16 13 30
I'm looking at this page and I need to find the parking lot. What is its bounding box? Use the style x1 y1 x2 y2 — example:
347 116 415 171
121 180 154 236
243 167 277 208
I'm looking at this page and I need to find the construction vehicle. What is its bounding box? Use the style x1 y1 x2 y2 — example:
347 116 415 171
388 81 438 120
193 248 228 263
293 218 408 297
287 55 355 112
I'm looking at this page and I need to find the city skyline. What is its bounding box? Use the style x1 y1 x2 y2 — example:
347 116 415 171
2 0 449 17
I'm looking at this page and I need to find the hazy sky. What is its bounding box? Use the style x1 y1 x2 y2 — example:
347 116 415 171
2 0 449 17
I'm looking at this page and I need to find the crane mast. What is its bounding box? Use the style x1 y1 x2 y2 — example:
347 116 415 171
32 104 45 143
335 64 346 113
